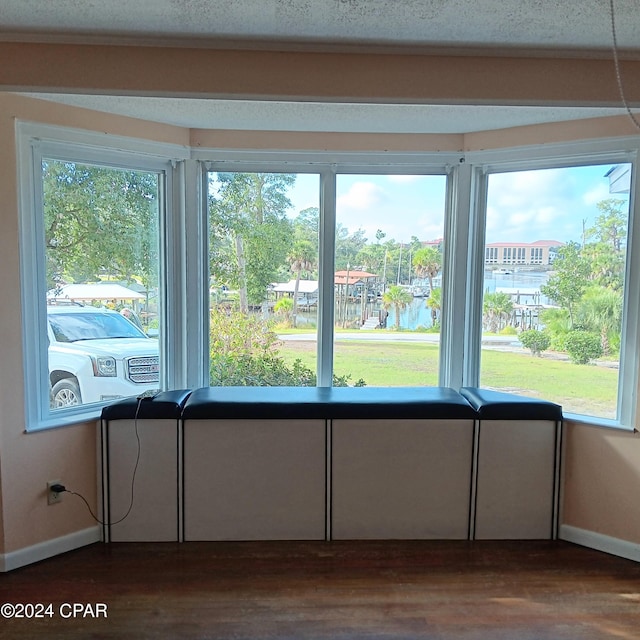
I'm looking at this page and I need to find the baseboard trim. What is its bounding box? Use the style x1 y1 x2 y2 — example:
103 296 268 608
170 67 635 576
560 524 640 563
0 526 101 572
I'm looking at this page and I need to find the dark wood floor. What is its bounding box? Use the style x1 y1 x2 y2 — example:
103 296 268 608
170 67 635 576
0 540 639 639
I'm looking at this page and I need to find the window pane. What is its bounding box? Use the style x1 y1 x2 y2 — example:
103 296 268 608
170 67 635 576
43 159 161 410
480 163 631 420
334 174 447 387
208 172 320 386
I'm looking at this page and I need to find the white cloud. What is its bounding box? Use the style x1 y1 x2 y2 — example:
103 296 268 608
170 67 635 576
337 181 386 211
485 167 607 243
583 183 611 206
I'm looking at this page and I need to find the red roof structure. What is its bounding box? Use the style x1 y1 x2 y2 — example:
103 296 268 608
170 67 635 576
334 270 377 286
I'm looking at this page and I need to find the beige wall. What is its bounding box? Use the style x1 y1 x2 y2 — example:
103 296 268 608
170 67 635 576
0 93 187 556
2 42 640 106
191 129 466 153
563 421 640 544
191 117 640 154
1 41 640 560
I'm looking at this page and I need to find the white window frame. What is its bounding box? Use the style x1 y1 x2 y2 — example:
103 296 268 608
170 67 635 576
464 138 640 430
17 122 187 431
16 125 640 431
200 152 458 389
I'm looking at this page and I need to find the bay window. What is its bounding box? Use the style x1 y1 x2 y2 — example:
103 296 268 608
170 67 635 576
18 124 640 430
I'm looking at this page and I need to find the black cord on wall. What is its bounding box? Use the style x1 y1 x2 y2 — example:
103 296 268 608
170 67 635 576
53 397 144 526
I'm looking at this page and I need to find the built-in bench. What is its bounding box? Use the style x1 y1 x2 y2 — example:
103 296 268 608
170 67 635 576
100 386 562 543
182 386 477 541
100 389 191 543
460 387 563 540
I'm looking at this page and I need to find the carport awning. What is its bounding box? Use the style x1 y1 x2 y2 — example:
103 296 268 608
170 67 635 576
47 283 145 301
271 280 318 294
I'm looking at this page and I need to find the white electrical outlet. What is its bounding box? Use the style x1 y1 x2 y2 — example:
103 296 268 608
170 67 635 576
47 480 63 505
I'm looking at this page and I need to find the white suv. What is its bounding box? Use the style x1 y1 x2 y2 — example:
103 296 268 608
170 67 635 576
47 305 159 408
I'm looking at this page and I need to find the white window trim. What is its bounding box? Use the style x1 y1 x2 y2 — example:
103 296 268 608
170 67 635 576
17 122 187 430
203 154 457 390
16 123 640 431
463 138 640 430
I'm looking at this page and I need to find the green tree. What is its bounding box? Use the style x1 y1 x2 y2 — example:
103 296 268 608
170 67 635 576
354 229 389 285
426 287 442 327
483 291 514 333
335 224 368 271
356 243 387 275
582 199 628 291
288 239 316 327
412 246 441 294
575 286 623 355
273 296 294 325
539 307 571 350
43 160 159 290
540 242 590 327
583 242 625 290
382 285 413 330
209 172 295 311
293 206 319 254
588 199 627 251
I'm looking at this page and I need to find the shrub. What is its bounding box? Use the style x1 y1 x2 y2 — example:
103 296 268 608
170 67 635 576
332 372 367 387
564 330 603 365
210 354 317 386
519 329 551 356
500 325 517 336
550 333 568 352
209 308 366 386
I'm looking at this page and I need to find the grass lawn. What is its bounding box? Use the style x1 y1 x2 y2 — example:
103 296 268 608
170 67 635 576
278 337 618 419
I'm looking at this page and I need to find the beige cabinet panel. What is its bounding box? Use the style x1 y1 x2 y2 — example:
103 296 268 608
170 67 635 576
332 419 474 539
474 419 557 539
184 419 326 541
107 419 179 542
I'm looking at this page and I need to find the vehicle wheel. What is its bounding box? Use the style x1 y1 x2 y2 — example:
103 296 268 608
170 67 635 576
51 379 82 408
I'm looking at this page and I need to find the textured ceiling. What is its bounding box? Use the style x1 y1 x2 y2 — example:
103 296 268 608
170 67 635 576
1 0 638 53
23 94 628 134
5 0 639 134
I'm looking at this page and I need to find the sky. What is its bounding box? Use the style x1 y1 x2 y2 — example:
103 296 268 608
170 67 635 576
286 163 630 246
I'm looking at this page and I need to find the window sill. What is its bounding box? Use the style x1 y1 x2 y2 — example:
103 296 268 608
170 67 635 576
26 406 102 432
562 412 636 433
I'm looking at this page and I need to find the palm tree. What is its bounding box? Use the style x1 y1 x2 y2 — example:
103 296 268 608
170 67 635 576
483 291 513 333
274 296 294 325
576 286 623 355
426 287 442 327
382 285 413 330
412 246 441 294
287 240 315 327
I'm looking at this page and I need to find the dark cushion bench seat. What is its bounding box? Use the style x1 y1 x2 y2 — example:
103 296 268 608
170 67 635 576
101 389 192 421
460 387 562 421
459 387 562 540
181 386 476 420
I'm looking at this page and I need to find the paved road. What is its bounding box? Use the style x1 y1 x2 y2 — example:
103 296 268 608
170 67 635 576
279 332 521 346
278 332 619 367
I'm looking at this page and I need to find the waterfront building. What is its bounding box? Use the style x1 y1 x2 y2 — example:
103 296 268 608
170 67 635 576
485 240 564 267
